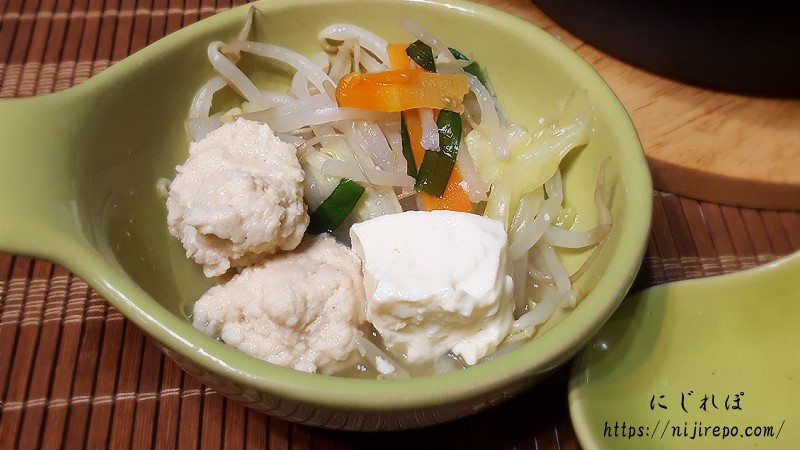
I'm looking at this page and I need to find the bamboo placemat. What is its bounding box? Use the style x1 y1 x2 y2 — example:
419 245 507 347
1 1 799 449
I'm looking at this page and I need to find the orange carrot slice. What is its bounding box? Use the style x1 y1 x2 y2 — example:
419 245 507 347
335 69 468 112
387 42 411 70
419 164 472 212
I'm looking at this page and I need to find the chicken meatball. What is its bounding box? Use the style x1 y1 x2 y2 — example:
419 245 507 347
167 118 309 277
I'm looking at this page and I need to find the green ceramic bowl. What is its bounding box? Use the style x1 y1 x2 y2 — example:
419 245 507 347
0 0 651 430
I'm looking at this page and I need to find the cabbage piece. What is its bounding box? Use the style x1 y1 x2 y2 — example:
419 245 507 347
467 90 592 228
301 143 402 242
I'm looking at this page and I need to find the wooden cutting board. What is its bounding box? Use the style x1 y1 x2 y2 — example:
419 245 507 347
484 0 800 211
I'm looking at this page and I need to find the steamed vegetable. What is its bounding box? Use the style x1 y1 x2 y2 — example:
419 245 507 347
307 178 366 234
415 109 462 196
386 40 473 211
449 47 492 93
400 112 417 177
406 39 437 72
400 108 472 212
184 14 613 378
387 42 412 70
470 90 592 228
335 69 469 112
419 164 472 212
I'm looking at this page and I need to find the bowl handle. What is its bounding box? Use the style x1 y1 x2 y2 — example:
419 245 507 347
0 93 94 264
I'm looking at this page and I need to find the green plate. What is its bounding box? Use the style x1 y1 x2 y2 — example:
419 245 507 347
569 251 800 449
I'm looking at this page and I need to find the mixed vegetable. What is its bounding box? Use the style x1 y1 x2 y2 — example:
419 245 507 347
184 9 611 365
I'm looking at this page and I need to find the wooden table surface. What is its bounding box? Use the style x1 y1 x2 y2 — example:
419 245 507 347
1 1 799 449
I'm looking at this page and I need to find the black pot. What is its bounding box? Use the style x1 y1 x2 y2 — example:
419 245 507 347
532 0 800 97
